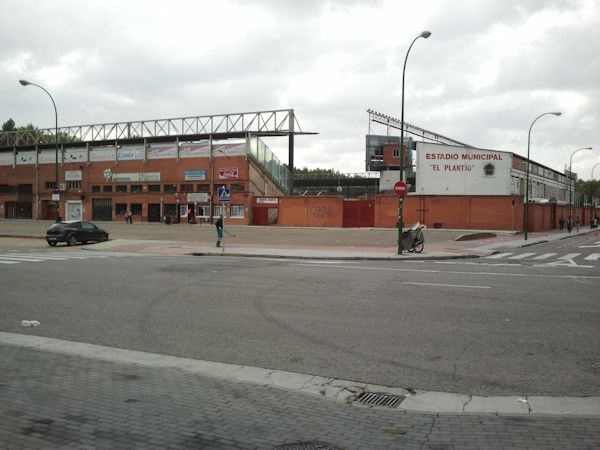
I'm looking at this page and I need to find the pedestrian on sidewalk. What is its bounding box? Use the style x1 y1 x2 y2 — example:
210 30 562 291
215 215 223 247
125 210 133 224
567 216 573 233
575 215 580 233
187 207 192 224
559 216 565 230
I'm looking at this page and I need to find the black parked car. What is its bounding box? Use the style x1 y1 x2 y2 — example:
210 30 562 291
46 221 109 246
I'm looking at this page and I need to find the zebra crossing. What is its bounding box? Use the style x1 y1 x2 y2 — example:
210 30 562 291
0 250 135 265
484 251 600 264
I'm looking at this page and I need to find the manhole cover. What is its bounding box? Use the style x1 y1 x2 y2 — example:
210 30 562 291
273 443 343 450
356 392 404 408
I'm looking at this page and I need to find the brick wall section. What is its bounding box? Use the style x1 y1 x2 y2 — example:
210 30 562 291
279 197 343 227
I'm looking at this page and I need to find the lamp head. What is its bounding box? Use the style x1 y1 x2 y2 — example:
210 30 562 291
420 31 432 39
551 112 562 116
19 79 32 86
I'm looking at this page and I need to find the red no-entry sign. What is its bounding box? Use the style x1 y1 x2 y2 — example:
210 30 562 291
394 181 408 197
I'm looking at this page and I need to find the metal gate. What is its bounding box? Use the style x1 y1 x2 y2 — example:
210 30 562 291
92 198 112 221
148 203 161 222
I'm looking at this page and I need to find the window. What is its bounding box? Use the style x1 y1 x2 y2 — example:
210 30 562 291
92 185 101 193
66 181 81 190
213 204 226 218
196 184 210 192
116 185 128 192
115 203 128 215
130 203 142 215
393 148 400 158
103 185 113 192
45 181 58 190
131 185 143 193
17 184 33 193
148 184 161 192
164 184 177 193
231 183 244 192
180 184 193 192
196 205 210 217
230 204 244 218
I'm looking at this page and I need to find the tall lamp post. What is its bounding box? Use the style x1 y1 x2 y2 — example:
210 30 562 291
568 147 592 219
398 30 431 255
523 111 561 240
19 79 61 222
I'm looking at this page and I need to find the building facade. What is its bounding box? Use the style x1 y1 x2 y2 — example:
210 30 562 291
0 137 288 224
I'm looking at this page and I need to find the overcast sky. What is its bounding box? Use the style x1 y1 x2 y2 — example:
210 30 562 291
1 0 599 179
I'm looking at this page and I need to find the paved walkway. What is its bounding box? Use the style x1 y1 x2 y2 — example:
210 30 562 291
1 334 599 450
1 218 597 259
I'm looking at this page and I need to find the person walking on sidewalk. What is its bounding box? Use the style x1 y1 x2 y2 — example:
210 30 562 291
575 215 580 233
125 210 133 224
567 216 573 233
559 216 565 230
215 215 223 247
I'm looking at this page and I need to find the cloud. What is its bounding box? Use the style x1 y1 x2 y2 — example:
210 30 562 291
1 0 599 177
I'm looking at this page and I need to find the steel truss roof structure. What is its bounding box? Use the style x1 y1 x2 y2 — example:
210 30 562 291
0 109 313 149
367 108 476 148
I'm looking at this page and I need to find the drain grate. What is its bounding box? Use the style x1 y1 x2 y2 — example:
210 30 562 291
273 443 342 450
356 392 404 408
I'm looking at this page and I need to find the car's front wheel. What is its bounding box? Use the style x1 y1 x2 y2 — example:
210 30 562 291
66 234 77 246
47 241 57 247
100 233 108 242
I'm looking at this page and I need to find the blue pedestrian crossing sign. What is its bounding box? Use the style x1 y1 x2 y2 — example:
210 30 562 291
218 186 231 202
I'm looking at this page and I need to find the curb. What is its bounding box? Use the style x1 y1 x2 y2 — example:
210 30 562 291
1 332 598 417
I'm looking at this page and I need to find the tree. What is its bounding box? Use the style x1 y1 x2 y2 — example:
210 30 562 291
2 118 16 132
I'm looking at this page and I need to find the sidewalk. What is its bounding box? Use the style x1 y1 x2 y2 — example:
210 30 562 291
2 219 596 259
91 227 598 260
1 333 599 450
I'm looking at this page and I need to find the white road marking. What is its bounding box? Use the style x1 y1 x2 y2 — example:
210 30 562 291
293 263 600 279
532 253 557 260
584 253 600 261
0 260 20 264
579 240 600 248
0 256 44 262
486 252 514 259
403 282 490 289
559 253 580 259
509 252 536 260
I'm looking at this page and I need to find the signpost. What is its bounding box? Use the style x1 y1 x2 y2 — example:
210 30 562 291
217 186 230 252
393 181 408 197
394 181 408 254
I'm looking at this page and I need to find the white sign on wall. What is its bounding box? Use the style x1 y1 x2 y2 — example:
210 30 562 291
187 192 210 202
64 148 87 162
0 152 13 166
65 170 82 181
415 143 512 195
39 150 61 164
90 147 116 162
117 147 145 161
15 151 36 165
147 144 177 159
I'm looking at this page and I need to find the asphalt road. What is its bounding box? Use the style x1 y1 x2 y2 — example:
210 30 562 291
0 235 598 397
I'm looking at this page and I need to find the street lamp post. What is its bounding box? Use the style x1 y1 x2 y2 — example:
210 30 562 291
568 147 592 219
523 111 561 240
19 79 61 222
398 30 431 255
